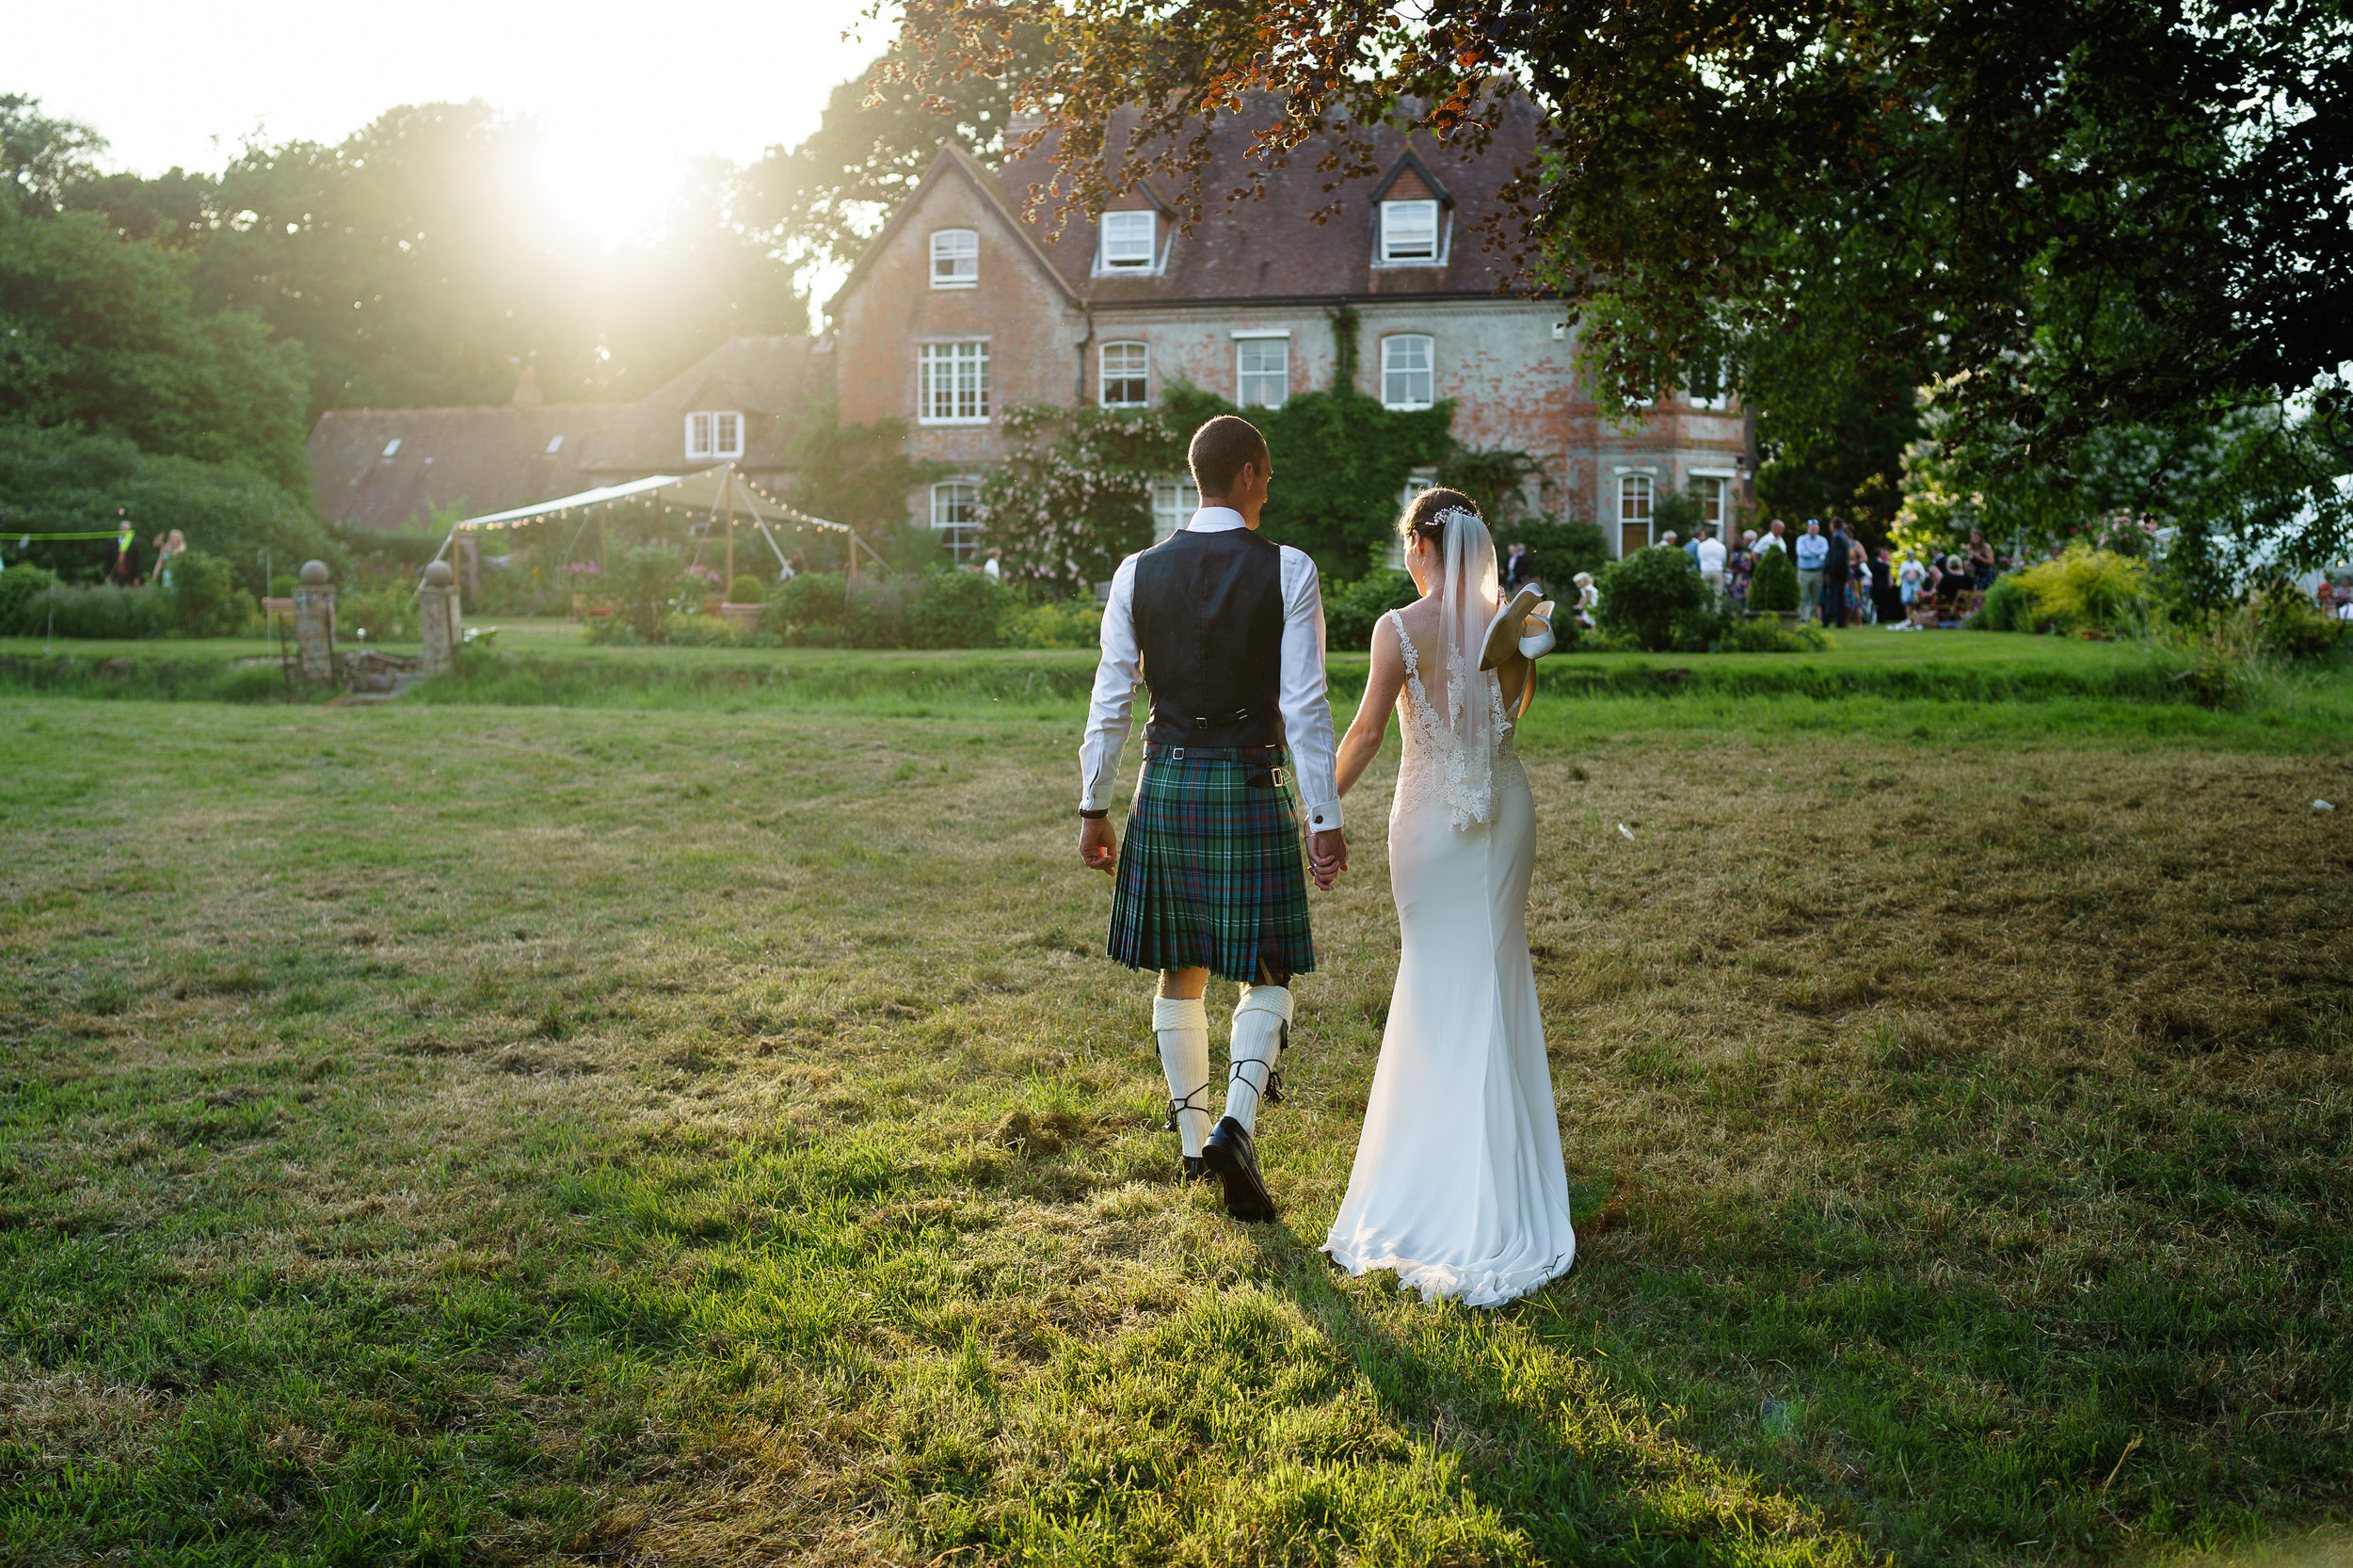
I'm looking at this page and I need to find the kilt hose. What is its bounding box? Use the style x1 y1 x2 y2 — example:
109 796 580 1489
1108 743 1317 983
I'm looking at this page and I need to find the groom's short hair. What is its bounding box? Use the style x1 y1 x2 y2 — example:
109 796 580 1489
1189 416 1269 498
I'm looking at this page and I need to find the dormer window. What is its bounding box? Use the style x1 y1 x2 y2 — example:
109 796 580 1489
544 434 564 455
685 410 744 461
1380 200 1440 263
380 439 402 458
930 229 978 289
1099 210 1156 271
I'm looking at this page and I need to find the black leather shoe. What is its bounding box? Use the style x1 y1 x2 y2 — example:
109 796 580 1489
1202 1116 1278 1222
1181 1154 1210 1184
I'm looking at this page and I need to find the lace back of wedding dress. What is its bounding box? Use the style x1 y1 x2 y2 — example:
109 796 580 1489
1394 508 1510 831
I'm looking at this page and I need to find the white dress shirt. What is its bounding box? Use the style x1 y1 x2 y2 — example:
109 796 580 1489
1695 536 1727 574
1080 507 1343 833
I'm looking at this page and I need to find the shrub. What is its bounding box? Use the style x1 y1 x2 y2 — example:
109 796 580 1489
1721 617 1832 653
1511 520 1609 594
2250 579 2347 660
1324 569 1419 651
912 568 1011 649
727 574 766 606
1748 544 1799 613
763 571 848 645
163 550 253 637
1595 546 1705 652
842 576 916 648
661 613 742 647
0 566 59 632
336 583 414 643
1005 596 1104 649
1977 574 2029 632
16 582 170 638
2011 547 2147 636
608 546 685 641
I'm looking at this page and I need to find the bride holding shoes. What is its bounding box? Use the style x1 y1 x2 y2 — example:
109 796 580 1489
1322 488 1577 1306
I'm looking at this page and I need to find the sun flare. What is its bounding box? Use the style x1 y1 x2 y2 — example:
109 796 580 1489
535 120 683 249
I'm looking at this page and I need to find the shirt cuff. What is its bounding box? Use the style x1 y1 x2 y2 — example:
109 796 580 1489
1305 799 1343 833
1080 780 1111 813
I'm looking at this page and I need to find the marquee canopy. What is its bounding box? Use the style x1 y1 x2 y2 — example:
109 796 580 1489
431 464 884 574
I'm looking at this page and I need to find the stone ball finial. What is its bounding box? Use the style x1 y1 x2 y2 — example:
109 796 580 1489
298 559 331 585
423 559 455 587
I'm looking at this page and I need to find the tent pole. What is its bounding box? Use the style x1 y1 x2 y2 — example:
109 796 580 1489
724 468 736 592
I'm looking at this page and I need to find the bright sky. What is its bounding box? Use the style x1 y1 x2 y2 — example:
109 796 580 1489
11 0 890 248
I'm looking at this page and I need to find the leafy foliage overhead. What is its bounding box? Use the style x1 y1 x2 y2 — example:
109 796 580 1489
0 205 312 488
888 0 2353 560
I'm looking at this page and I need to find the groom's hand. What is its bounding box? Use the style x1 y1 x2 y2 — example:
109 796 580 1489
1080 815 1118 874
1308 827 1348 889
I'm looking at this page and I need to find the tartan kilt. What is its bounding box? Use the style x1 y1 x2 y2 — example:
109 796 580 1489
1108 744 1316 982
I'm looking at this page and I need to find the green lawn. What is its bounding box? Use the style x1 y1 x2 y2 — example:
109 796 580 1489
2 648 2350 1565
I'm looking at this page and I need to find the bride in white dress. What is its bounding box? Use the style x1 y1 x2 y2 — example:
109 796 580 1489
1322 489 1577 1306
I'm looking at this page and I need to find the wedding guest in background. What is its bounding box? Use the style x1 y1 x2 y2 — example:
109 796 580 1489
1968 527 1998 590
1795 520 1829 622
1728 530 1757 612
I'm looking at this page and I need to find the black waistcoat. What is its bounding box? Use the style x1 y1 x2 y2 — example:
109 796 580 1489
1132 526 1285 747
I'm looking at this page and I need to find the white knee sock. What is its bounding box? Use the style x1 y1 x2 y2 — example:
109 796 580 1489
1224 984 1292 1134
1153 996 1212 1158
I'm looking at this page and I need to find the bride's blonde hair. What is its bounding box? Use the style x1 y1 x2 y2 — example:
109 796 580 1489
1399 488 1480 550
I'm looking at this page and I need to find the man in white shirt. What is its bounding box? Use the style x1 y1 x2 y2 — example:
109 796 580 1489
1794 520 1830 622
1694 525 1727 600
1077 415 1345 1221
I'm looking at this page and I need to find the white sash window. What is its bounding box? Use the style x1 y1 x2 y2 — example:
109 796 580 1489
1382 334 1434 409
930 229 978 288
918 343 991 424
685 410 743 460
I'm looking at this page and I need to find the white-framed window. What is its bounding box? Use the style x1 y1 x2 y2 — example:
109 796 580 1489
1688 357 1732 411
1099 210 1156 271
917 342 991 424
685 409 744 460
1380 199 1440 263
1100 341 1149 408
1237 337 1289 408
931 480 981 562
930 229 978 288
1694 475 1729 532
1391 466 1439 570
1381 334 1434 409
1618 474 1655 555
1150 478 1199 544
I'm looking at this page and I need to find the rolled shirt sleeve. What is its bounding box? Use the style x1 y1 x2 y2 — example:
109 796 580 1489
1277 545 1343 833
1078 554 1143 812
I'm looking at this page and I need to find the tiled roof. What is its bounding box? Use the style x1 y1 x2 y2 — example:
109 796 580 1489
305 404 617 532
1002 91 1545 307
577 335 813 474
305 337 813 532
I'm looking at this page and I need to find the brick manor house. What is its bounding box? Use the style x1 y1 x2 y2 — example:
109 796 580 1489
828 95 1755 565
308 96 1752 566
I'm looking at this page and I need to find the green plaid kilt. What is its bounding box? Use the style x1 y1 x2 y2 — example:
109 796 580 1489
1108 744 1316 982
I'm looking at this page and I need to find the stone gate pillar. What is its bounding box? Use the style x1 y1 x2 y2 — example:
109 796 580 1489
292 559 336 686
418 559 463 677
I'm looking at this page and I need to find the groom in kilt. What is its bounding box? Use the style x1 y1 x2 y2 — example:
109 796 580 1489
1079 416 1349 1222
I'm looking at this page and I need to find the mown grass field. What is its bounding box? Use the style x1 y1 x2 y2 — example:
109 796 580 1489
2 644 2350 1566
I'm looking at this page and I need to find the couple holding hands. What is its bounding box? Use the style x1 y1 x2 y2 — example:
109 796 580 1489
1077 414 1576 1306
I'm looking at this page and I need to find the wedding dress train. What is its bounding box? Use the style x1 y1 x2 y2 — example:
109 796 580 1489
1322 529 1576 1306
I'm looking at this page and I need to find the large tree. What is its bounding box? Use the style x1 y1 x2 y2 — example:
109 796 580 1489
11 94 808 420
888 0 2353 564
736 31 1044 296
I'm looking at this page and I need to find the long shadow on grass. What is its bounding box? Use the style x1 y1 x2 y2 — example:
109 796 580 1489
1241 1221 1853 1565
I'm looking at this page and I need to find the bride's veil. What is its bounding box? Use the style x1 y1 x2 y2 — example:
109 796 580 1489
1431 504 1503 828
